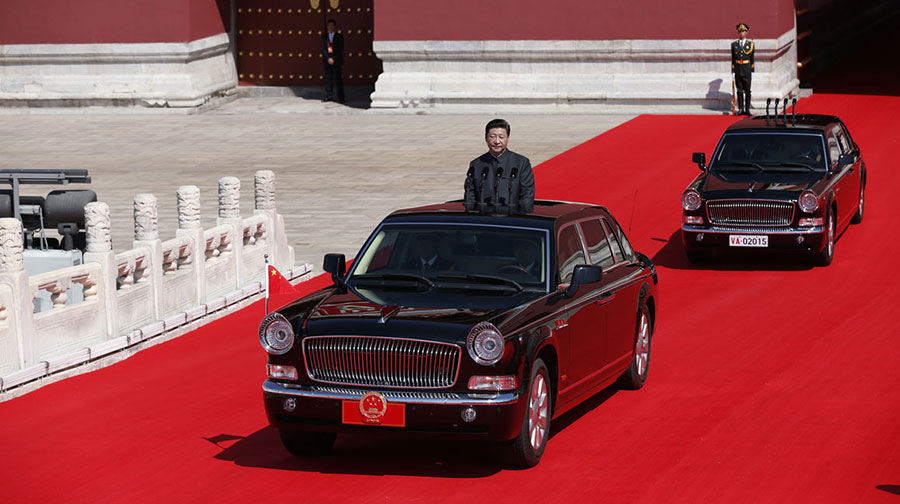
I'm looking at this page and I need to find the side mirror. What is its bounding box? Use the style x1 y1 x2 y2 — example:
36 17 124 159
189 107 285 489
564 264 603 298
839 153 855 166
323 253 346 285
692 152 707 171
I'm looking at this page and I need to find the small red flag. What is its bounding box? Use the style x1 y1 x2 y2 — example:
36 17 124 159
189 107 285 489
266 264 302 313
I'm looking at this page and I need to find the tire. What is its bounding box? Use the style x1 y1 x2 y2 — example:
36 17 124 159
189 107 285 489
501 358 552 468
813 211 836 266
851 181 865 224
279 429 337 456
618 304 653 390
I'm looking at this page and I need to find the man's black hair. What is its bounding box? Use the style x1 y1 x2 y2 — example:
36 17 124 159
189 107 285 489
327 19 337 25
485 118 510 135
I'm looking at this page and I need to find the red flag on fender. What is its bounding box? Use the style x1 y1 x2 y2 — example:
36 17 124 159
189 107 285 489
266 264 302 313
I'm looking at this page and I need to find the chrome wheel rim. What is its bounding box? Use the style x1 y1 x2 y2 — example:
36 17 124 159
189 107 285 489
528 372 549 452
827 214 835 257
635 311 650 378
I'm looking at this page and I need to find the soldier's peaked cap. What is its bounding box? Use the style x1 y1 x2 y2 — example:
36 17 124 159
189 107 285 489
736 23 749 31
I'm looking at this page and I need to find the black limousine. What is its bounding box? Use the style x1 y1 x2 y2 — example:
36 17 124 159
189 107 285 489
259 201 659 467
682 108 866 265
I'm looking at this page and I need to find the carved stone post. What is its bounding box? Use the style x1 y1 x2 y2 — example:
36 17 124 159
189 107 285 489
176 185 206 305
83 202 117 339
133 194 163 320
253 170 294 273
217 177 244 286
0 218 32 371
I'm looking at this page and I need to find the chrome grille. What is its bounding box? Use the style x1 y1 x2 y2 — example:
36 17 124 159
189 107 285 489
302 336 461 389
707 200 794 227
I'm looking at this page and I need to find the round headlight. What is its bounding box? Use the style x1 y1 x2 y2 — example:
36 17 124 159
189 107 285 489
682 189 702 211
799 190 819 213
259 312 294 355
467 322 505 366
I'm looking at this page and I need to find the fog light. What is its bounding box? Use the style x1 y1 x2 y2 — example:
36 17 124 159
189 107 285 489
468 375 517 391
461 407 477 423
799 217 824 227
796 235 805 244
683 215 704 225
267 364 298 380
696 233 704 242
283 397 297 412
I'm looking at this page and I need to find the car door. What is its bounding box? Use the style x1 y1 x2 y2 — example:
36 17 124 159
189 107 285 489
556 223 608 400
600 217 645 369
826 126 855 230
833 124 861 228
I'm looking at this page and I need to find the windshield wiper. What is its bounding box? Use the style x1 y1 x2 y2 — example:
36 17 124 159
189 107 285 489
713 161 763 172
350 273 434 290
760 162 814 172
436 273 524 292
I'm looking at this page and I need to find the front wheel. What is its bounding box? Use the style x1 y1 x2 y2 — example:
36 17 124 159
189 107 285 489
813 212 835 266
279 430 337 456
500 358 552 468
618 304 652 390
851 181 865 224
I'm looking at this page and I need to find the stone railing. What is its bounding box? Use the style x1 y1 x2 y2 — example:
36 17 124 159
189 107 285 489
0 170 311 392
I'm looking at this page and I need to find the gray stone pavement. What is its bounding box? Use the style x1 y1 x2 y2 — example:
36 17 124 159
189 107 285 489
0 96 635 271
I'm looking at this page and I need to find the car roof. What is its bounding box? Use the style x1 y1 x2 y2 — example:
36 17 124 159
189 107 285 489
725 113 841 133
386 200 609 227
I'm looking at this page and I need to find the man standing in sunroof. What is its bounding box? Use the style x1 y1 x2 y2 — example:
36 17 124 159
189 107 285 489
464 119 535 215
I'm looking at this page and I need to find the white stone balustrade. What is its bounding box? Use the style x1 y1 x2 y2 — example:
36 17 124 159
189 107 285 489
0 171 309 393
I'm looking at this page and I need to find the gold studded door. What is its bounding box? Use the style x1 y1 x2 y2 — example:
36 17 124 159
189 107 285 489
235 0 380 86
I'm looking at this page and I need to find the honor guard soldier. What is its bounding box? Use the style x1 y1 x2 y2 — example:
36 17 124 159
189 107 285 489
732 23 754 115
464 119 536 215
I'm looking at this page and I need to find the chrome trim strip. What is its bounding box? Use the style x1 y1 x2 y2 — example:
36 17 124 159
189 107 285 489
682 225 824 234
263 380 519 405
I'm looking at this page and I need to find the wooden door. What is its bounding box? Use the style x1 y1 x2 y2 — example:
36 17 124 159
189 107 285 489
235 0 381 86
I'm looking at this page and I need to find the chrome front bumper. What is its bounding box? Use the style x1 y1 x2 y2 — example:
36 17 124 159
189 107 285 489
263 380 520 406
682 225 825 234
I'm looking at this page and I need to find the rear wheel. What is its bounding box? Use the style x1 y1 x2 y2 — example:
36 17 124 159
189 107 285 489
851 181 865 224
279 430 337 456
500 358 552 468
618 304 652 390
813 211 835 266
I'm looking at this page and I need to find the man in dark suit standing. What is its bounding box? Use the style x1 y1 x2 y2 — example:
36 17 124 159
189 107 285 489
464 119 536 215
321 19 345 103
731 23 755 115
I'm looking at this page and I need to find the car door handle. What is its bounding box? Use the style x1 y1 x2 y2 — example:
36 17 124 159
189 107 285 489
595 292 615 305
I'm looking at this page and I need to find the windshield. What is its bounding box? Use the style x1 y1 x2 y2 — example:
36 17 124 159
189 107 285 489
349 224 549 291
712 133 827 171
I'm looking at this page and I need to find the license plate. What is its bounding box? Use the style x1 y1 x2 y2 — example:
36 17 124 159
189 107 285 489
729 234 768 247
341 392 406 428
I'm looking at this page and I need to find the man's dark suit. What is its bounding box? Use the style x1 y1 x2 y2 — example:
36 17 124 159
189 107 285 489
403 255 454 271
464 149 535 215
321 31 345 103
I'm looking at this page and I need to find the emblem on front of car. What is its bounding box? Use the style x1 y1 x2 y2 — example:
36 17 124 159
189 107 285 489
359 391 388 424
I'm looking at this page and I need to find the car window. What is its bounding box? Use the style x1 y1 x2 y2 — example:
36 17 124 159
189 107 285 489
826 131 841 167
601 219 625 263
832 125 850 154
557 225 586 284
350 224 548 288
611 219 635 261
714 133 826 170
579 219 614 268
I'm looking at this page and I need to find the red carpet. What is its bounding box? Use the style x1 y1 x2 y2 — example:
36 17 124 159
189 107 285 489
2 94 900 503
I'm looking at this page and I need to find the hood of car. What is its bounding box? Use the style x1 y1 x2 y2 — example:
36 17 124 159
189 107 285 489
300 287 543 343
699 170 821 198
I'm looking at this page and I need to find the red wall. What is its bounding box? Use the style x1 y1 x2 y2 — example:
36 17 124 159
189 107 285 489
374 0 795 41
0 0 227 45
